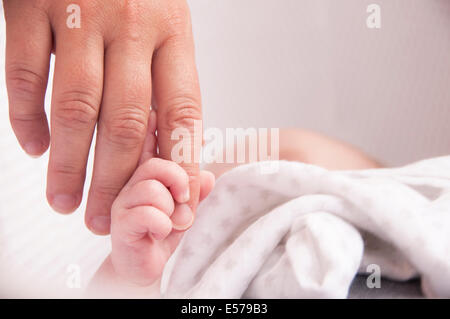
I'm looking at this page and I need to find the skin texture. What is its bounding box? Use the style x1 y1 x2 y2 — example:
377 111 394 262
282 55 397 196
2 0 202 235
108 160 214 286
90 163 214 292
90 128 379 296
90 113 214 291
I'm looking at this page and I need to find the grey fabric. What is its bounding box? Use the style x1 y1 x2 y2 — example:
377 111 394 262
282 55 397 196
349 275 423 299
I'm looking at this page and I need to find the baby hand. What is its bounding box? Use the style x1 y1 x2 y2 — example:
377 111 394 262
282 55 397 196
109 158 214 286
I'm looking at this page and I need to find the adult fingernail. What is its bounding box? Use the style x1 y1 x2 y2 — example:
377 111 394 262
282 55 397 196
24 141 45 158
171 204 194 231
89 216 111 235
49 194 79 214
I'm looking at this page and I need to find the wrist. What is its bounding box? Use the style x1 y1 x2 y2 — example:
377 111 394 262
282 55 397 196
88 255 161 298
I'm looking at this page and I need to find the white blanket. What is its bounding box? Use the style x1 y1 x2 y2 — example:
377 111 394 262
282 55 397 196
161 157 450 298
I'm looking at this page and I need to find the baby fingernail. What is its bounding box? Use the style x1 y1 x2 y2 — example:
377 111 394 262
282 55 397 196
171 204 194 231
180 189 190 203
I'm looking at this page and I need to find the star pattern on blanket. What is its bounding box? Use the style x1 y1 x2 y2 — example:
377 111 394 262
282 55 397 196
259 189 273 200
289 177 301 189
200 232 214 244
180 247 194 259
219 217 233 229
241 205 252 215
163 158 450 299
226 184 238 194
206 193 220 208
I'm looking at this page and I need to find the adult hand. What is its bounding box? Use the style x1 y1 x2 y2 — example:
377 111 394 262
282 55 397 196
3 0 202 234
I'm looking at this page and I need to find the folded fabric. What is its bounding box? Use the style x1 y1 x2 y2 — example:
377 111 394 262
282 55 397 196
161 157 450 298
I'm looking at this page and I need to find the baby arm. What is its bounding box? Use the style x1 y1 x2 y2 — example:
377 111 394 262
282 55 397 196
206 128 381 178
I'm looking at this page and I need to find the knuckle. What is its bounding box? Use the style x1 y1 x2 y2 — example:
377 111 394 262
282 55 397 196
30 0 48 10
117 0 146 26
163 3 191 35
121 2 139 19
64 0 99 13
10 111 46 125
93 184 121 206
162 99 202 132
51 162 85 178
105 106 148 149
142 179 161 194
113 0 156 44
6 65 45 101
54 89 99 129
143 157 164 168
59 0 101 28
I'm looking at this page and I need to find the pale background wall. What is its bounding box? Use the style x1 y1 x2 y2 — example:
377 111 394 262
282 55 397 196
191 0 450 165
0 1 449 296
